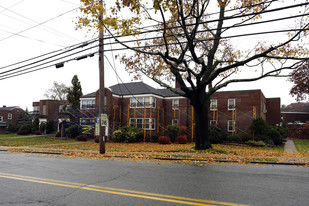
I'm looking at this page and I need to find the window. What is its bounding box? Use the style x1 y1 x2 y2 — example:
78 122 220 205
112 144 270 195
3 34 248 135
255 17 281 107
210 120 217 126
210 99 217 111
8 113 12 120
80 118 95 125
129 118 155 130
59 105 70 112
227 120 235 132
130 97 156 108
228 99 235 110
0 116 3 122
172 119 179 126
81 99 95 109
264 102 267 113
172 99 179 110
42 105 46 115
33 106 40 113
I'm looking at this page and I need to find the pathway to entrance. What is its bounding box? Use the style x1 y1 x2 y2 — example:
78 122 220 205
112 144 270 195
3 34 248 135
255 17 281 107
284 139 298 153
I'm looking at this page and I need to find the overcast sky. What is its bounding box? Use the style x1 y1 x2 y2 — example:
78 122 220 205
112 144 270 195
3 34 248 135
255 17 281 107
0 0 303 110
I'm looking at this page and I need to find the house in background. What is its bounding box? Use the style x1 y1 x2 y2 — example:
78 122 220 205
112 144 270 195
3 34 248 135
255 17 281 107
0 106 23 134
80 82 281 141
281 102 309 125
32 100 71 128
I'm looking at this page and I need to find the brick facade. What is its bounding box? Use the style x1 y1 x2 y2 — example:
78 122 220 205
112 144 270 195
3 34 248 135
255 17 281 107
32 100 71 124
0 106 23 134
80 83 281 141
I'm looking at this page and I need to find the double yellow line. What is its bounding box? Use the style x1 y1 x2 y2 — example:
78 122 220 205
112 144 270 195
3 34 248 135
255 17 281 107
0 172 248 206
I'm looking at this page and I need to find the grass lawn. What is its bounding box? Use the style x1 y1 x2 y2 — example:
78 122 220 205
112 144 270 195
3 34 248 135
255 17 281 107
0 136 75 147
0 133 20 138
294 140 309 154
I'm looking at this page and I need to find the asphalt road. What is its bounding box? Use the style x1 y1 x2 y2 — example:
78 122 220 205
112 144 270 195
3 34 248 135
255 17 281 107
0 152 308 206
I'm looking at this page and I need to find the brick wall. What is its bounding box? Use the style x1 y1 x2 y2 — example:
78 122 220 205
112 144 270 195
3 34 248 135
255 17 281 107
266 98 281 126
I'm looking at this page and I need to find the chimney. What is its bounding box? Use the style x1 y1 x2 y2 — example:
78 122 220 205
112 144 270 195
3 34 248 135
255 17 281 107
175 80 181 88
3 105 6 107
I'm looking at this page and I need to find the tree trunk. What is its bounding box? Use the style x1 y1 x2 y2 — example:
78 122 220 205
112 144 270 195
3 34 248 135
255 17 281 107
193 96 212 150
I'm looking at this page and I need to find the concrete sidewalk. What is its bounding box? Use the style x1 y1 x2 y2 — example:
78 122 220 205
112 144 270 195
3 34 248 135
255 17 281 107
284 140 298 153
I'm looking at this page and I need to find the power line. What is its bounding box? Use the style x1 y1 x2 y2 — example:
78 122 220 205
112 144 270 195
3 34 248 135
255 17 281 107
1 3 308 80
0 38 98 70
1 24 307 81
0 27 68 47
0 4 80 42
0 44 99 78
0 7 78 43
112 0 280 33
0 0 24 14
0 49 98 80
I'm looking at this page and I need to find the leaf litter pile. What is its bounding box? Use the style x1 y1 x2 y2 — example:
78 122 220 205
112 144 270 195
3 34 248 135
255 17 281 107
2 137 308 166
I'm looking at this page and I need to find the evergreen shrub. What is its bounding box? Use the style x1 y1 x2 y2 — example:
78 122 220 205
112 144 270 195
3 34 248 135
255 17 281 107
166 125 179 142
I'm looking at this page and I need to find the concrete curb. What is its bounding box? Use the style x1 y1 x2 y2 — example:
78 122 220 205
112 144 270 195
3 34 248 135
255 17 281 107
1 149 307 166
152 157 309 166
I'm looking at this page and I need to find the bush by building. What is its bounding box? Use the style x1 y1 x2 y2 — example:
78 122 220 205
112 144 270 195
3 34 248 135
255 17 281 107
249 118 287 146
176 135 188 144
112 126 142 143
158 136 171 144
166 125 179 143
151 132 160 142
209 126 226 144
39 122 46 133
68 124 81 138
76 134 88 141
46 120 55 134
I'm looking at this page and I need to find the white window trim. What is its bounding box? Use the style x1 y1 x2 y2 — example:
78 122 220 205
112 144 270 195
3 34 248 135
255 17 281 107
210 120 217 126
210 99 217 111
227 120 235 132
172 119 179 126
129 118 156 130
80 98 96 109
0 116 3 122
130 97 156 108
172 99 179 110
228 99 236 111
8 113 12 120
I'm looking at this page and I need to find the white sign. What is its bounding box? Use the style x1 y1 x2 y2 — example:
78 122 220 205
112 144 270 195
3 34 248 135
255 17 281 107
101 114 108 127
95 122 100 136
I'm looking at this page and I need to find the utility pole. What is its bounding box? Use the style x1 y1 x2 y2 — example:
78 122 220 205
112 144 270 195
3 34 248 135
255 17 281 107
99 0 105 154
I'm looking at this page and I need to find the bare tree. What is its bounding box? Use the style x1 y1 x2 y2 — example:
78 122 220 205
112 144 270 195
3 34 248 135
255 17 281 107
44 81 68 100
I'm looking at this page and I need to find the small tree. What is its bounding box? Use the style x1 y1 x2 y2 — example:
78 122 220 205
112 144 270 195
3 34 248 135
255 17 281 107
32 118 40 132
46 120 55 134
67 75 83 110
249 118 268 136
39 122 46 133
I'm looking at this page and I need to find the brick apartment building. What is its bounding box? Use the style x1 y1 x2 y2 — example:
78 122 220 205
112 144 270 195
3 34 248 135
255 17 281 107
0 106 23 134
32 100 71 125
80 82 281 141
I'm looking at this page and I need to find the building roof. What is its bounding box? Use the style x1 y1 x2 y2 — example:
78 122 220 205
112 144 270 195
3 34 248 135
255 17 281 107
81 92 96 99
110 82 163 96
83 82 272 99
0 106 21 111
